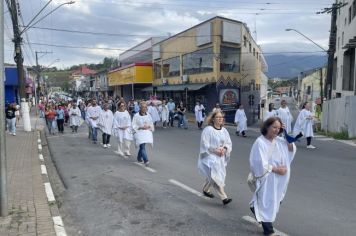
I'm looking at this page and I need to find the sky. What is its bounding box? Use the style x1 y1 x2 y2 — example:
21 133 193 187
3 0 333 69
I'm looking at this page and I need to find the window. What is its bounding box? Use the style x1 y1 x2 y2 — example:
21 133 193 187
342 32 344 46
153 61 161 80
353 0 356 18
342 48 355 91
349 7 352 23
220 46 240 72
253 48 256 56
162 57 180 77
338 36 340 50
249 42 252 53
256 52 259 60
243 36 247 47
182 47 213 75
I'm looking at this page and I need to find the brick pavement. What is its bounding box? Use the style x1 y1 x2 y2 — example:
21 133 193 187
0 113 56 236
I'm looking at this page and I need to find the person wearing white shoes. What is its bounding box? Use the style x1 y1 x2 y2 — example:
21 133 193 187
113 102 133 157
6 103 17 136
69 103 82 133
234 104 247 137
293 102 316 149
98 103 114 148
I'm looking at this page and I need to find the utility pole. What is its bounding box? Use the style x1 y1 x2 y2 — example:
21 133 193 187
35 51 52 105
1 0 8 217
318 2 348 100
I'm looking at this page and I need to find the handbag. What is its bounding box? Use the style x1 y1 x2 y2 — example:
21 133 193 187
247 141 276 192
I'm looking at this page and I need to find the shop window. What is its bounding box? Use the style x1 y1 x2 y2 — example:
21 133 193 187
220 46 240 72
162 57 180 77
182 47 213 75
154 61 161 80
342 48 355 91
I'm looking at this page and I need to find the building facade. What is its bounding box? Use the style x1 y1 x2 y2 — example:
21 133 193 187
301 67 327 104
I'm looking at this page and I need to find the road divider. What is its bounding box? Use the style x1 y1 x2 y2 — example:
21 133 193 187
53 216 67 236
41 164 48 175
44 182 56 202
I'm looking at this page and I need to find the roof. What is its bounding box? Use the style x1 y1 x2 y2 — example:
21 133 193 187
72 66 97 76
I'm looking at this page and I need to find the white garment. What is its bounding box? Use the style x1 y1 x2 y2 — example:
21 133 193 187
249 135 296 222
113 110 133 142
293 109 314 137
194 104 205 122
198 126 232 187
132 113 154 147
86 105 102 128
234 109 247 133
278 107 293 134
98 110 114 135
159 105 169 122
69 107 82 127
264 110 278 121
148 105 160 123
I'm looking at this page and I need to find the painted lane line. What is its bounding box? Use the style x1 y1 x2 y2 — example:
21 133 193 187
53 216 67 236
133 162 157 173
39 154 44 161
44 182 56 202
41 165 48 175
38 144 42 150
242 215 290 236
169 179 204 198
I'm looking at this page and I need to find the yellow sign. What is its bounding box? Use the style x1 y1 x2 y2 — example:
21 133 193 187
108 65 153 86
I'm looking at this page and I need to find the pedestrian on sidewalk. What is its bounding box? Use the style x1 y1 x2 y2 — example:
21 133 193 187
277 100 293 134
132 102 154 166
45 105 57 135
293 102 316 149
86 99 102 144
194 100 205 130
98 103 114 148
69 103 82 132
249 117 296 236
56 105 65 133
177 101 188 129
198 110 232 205
113 101 133 156
6 103 17 136
234 104 247 137
15 103 20 126
159 99 169 128
167 99 176 127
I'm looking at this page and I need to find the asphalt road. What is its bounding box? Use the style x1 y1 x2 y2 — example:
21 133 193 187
46 119 356 236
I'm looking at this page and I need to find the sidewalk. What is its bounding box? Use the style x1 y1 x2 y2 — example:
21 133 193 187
0 111 56 236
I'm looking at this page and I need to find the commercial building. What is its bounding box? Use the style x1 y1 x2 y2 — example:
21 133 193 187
146 16 267 122
300 67 327 104
4 65 19 104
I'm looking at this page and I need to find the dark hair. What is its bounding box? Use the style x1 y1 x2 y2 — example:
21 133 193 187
268 103 274 112
301 102 308 109
260 117 283 136
117 101 125 108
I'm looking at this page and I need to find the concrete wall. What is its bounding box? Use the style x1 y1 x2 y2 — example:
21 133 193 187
321 96 356 138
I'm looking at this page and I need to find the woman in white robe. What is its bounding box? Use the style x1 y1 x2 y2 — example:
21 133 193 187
198 110 233 205
194 101 205 129
69 103 82 132
147 103 160 126
293 102 316 149
97 104 114 148
277 100 293 134
159 100 169 128
234 104 247 137
132 102 154 166
249 117 296 236
113 101 133 156
264 103 278 122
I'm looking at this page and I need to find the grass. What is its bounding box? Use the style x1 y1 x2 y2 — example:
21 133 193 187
317 129 352 140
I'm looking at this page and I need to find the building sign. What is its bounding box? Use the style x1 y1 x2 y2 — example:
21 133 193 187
219 88 239 110
108 64 153 86
196 22 212 46
222 21 241 44
108 66 135 86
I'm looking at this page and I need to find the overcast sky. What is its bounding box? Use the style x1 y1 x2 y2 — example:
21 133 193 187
4 0 333 69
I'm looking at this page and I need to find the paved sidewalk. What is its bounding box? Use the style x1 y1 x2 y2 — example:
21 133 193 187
0 113 56 236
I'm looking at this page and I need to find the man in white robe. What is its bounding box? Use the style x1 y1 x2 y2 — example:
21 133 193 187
147 103 160 126
86 100 102 143
234 104 247 137
69 103 82 132
293 102 315 149
113 102 133 156
277 100 293 134
194 101 205 129
98 103 114 148
159 100 169 128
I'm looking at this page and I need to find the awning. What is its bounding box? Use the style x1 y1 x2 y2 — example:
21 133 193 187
142 83 212 92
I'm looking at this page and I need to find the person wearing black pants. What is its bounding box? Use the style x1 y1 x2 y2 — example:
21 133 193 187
102 133 111 147
293 102 316 149
57 118 64 133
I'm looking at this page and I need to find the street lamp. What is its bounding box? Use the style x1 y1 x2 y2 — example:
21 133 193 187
285 28 328 52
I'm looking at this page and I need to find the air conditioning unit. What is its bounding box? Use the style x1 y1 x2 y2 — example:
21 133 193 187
181 75 188 83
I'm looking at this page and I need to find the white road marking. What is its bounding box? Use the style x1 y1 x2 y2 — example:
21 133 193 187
39 154 44 161
38 144 42 150
315 137 334 141
53 216 67 236
41 165 47 175
169 179 204 198
242 215 290 236
44 182 56 202
133 162 157 173
337 140 356 147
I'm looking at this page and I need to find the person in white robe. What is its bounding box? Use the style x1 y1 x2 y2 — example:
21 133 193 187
113 101 133 156
97 103 114 148
147 103 160 126
293 102 316 149
132 102 154 166
212 103 222 113
249 117 296 236
69 103 82 133
159 100 169 128
194 101 205 129
277 100 293 134
264 103 278 122
86 100 102 144
198 110 233 205
85 102 92 139
234 104 247 137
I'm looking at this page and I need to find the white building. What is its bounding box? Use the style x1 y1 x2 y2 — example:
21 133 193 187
332 0 356 97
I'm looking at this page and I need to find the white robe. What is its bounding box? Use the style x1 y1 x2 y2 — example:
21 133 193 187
249 135 296 222
98 110 114 135
264 110 278 122
69 107 82 127
148 106 160 123
159 105 169 122
278 107 293 134
132 113 154 147
86 105 102 128
234 109 247 132
113 110 133 142
197 126 232 187
293 109 314 137
194 105 205 122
